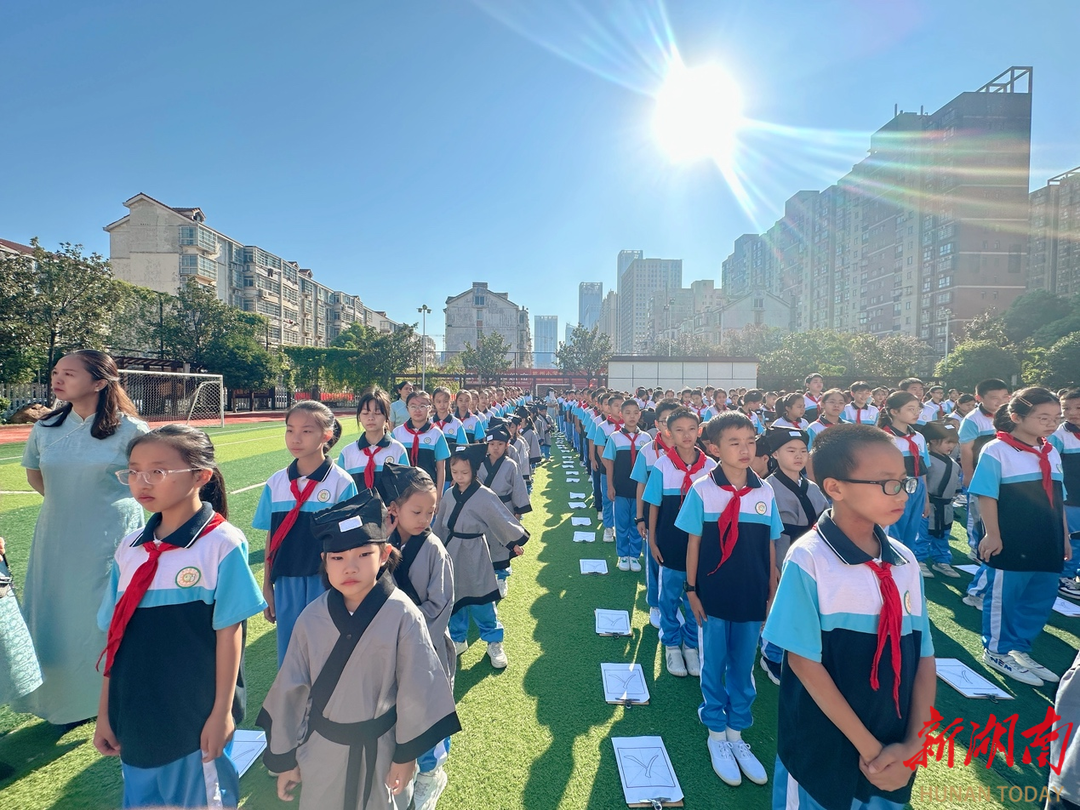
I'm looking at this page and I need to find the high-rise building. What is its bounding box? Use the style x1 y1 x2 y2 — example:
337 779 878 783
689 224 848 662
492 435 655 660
616 254 682 353
597 290 619 350
578 282 603 330
534 315 558 368
104 193 396 348
1029 166 1080 297
724 66 1033 356
443 282 533 367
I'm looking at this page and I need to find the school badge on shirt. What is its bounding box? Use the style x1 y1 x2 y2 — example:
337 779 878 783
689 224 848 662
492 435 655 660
904 590 912 614
755 501 767 515
176 567 202 588
317 489 331 502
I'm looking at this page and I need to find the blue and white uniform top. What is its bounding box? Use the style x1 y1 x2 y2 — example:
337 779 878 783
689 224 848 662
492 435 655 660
1048 422 1080 509
602 429 651 498
97 503 266 769
337 433 409 491
253 458 358 582
743 410 765 435
805 418 837 450
630 437 671 487
674 467 783 622
969 436 1066 572
433 413 470 453
958 406 997 468
920 401 949 424
391 422 451 482
642 450 717 572
773 416 810 431
762 512 933 810
840 402 879 425
883 425 931 478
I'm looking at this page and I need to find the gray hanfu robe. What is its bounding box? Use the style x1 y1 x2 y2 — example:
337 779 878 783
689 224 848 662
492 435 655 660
477 454 531 570
389 528 456 683
258 574 460 810
432 482 529 611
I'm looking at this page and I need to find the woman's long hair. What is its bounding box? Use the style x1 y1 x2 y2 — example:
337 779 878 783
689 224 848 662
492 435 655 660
41 350 138 439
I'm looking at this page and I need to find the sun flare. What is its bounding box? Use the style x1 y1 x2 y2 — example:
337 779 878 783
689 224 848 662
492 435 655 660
653 62 743 165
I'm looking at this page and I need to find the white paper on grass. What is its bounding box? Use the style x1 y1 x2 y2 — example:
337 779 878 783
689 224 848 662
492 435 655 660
580 559 609 575
571 517 591 526
566 478 581 483
935 658 1012 699
611 736 684 806
595 608 632 636
955 564 980 576
569 492 587 499
228 729 267 777
569 501 588 509
1053 597 1080 617
601 663 650 704
573 531 596 543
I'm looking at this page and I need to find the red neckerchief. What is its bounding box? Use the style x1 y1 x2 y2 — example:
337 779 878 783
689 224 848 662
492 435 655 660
864 559 903 717
607 417 624 429
805 393 820 405
886 425 922 476
361 445 380 489
815 417 835 430
995 431 1055 504
403 422 431 466
98 511 227 676
653 435 671 456
853 404 867 424
936 402 945 418
266 473 320 573
434 413 453 432
707 475 752 575
667 447 706 501
620 428 641 467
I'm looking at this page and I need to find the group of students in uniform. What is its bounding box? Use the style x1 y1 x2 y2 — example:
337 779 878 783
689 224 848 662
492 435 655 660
554 373 1079 809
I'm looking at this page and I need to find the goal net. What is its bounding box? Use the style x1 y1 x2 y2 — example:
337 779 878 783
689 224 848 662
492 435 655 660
120 370 225 428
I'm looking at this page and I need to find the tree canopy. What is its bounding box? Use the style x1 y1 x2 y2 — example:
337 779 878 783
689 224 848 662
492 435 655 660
459 331 512 384
556 325 612 381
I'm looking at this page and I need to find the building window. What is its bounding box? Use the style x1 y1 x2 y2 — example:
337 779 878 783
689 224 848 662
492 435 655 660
474 294 485 307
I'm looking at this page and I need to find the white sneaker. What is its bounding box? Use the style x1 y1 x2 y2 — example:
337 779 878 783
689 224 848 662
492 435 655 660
962 593 983 610
411 766 448 810
918 561 934 578
603 528 615 543
682 646 701 677
454 640 468 656
665 646 687 677
629 557 642 573
617 556 631 572
497 579 508 598
982 650 1042 686
487 641 508 669
707 737 742 786
731 739 768 785
649 607 661 629
1059 577 1080 599
1009 651 1059 684
931 562 962 578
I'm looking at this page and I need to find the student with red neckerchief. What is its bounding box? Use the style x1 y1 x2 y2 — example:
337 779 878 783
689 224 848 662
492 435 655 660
972 388 1069 687
1049 388 1080 599
877 392 932 578
802 373 825 423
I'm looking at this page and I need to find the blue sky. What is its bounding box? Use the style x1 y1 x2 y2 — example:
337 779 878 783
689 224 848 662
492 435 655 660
3 1 1077 350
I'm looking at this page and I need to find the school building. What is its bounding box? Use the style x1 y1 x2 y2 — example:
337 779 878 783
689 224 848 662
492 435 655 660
442 282 534 367
1028 165 1080 297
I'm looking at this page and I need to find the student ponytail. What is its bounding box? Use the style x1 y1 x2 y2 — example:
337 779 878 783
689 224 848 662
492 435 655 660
992 403 1015 434
127 424 229 519
777 392 801 421
200 468 230 520
878 391 918 429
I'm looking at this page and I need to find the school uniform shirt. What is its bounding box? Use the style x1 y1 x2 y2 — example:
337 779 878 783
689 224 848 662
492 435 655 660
602 429 651 499
432 413 469 454
642 451 717 572
591 419 618 467
258 575 460 810
840 402 879 425
97 504 266 768
768 471 829 550
805 417 838 450
883 425 931 478
389 528 456 682
630 436 672 488
1049 423 1080 509
968 437 1066 572
433 482 528 607
926 452 960 537
391 422 451 483
743 410 766 435
958 406 997 466
253 459 359 581
674 467 783 621
762 512 933 810
802 393 821 423
920 401 949 424
338 433 409 491
773 416 810 431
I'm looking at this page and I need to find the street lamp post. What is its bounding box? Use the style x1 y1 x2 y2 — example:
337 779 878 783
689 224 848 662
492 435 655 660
418 304 431 390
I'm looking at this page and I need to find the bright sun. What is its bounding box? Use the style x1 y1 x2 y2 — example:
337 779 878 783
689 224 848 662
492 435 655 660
653 63 743 165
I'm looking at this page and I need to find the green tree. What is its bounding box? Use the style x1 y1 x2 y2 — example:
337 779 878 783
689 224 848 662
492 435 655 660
330 322 421 389
283 347 331 397
1044 333 1080 389
107 282 170 359
934 340 1020 392
461 332 512 384
962 310 1010 348
757 330 851 388
719 324 787 358
24 240 123 384
556 325 613 381
0 247 40 383
1000 290 1072 344
847 333 935 382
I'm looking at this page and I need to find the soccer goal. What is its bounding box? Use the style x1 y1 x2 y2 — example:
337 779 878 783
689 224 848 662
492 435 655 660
120 369 226 428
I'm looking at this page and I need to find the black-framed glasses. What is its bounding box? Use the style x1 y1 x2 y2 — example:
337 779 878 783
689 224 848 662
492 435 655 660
836 477 919 496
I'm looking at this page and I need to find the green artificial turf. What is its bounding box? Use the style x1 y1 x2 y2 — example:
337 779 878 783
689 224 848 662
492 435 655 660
0 428 1074 809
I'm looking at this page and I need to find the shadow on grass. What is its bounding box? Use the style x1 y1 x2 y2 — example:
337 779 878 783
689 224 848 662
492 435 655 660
46 756 121 810
0 720 83 794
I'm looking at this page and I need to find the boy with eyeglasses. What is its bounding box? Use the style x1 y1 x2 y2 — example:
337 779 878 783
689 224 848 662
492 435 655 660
764 424 935 810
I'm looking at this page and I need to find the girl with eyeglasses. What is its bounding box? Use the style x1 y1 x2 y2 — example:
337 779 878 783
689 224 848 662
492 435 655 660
971 387 1068 687
95 425 265 808
877 392 933 578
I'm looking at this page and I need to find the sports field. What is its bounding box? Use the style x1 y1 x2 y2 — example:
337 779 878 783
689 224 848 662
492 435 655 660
0 423 1072 809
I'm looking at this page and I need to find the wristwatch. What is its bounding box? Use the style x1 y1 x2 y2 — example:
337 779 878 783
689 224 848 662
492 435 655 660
683 582 696 593
635 517 645 524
